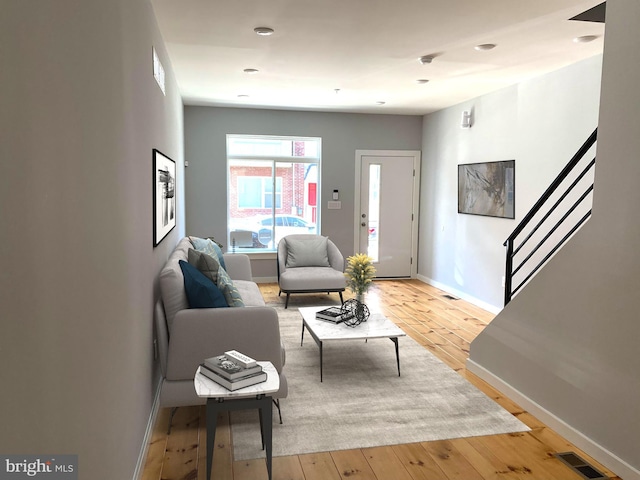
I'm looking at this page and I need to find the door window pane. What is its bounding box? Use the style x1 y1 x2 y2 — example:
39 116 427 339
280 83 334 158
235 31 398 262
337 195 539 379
368 164 381 262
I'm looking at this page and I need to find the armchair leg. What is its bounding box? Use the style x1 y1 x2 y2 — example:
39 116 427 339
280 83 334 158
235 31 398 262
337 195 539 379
339 291 344 304
285 293 290 309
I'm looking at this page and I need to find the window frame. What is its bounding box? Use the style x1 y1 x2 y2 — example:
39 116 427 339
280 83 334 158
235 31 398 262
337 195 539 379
226 134 321 254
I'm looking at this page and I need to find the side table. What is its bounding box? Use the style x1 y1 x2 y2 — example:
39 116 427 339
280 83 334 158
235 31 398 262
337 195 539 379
194 361 280 480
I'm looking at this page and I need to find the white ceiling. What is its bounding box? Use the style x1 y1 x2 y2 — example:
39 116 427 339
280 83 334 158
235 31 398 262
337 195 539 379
151 0 605 115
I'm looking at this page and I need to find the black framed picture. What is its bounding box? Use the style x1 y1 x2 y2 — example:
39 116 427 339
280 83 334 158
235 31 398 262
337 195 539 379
153 149 176 246
458 160 515 219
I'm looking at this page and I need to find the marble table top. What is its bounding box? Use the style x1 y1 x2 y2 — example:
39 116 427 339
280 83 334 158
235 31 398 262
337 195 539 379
299 306 407 341
194 361 280 399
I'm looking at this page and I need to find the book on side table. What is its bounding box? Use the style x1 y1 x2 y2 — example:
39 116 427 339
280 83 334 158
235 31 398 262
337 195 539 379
200 351 266 391
223 349 257 368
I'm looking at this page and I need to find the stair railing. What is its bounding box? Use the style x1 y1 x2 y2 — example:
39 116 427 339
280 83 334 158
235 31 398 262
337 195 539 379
504 129 597 306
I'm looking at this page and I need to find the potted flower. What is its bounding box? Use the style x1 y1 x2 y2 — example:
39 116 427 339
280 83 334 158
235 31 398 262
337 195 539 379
344 253 376 303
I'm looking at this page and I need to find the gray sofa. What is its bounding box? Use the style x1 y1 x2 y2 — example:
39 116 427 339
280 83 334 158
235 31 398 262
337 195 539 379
277 234 346 308
154 237 288 413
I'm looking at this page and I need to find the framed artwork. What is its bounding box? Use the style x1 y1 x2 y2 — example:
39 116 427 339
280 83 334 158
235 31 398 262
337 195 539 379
153 149 176 246
458 160 515 219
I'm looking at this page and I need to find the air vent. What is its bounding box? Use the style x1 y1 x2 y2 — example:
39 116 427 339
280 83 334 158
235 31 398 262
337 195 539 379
443 294 458 300
555 452 608 479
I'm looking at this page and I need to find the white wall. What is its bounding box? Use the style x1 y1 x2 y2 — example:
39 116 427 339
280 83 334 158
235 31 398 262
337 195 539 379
0 1 184 478
468 1 640 478
419 55 603 311
184 107 423 278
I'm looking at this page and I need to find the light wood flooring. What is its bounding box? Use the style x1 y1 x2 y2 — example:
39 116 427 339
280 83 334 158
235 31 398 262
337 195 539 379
142 280 622 480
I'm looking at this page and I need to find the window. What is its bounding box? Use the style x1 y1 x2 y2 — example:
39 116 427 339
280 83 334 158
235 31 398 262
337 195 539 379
227 135 321 252
237 177 282 209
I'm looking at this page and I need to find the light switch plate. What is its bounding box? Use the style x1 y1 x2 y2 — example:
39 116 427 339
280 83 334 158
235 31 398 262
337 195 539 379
328 201 341 209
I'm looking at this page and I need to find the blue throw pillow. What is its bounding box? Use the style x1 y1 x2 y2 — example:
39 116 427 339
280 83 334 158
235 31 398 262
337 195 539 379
179 260 228 308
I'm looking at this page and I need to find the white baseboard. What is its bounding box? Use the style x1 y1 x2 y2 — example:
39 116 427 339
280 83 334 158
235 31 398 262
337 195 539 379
133 380 162 480
467 359 640 480
416 275 502 314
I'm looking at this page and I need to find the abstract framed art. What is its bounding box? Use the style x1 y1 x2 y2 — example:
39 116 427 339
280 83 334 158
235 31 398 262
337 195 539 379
458 160 515 219
153 149 176 246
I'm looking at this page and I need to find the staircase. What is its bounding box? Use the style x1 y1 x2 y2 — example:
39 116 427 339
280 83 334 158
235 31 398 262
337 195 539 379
503 129 597 306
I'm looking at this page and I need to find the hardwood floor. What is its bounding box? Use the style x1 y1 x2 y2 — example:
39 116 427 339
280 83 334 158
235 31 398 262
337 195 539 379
142 280 621 480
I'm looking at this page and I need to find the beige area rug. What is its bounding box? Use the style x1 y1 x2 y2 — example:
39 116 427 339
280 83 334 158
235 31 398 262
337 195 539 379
231 295 529 460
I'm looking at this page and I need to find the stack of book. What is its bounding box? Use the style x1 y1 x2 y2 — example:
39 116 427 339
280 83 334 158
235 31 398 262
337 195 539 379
315 306 354 324
199 350 266 391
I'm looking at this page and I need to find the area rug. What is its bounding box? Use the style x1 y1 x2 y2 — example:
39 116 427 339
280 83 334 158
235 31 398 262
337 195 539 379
231 296 529 460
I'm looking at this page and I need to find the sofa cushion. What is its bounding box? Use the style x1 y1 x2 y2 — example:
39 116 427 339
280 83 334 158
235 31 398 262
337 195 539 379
234 280 266 306
285 236 330 268
218 267 245 307
188 248 221 285
279 266 347 291
179 260 228 308
190 236 226 270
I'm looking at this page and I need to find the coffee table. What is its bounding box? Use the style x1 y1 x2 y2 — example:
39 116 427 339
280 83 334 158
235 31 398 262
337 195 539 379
194 361 279 480
299 306 407 381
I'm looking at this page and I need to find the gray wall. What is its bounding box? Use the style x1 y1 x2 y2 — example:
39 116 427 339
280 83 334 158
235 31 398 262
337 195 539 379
0 1 184 479
469 1 640 477
419 55 603 311
184 107 423 278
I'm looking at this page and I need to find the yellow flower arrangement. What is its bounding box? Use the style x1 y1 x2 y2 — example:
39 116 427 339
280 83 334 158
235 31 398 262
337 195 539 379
344 253 376 296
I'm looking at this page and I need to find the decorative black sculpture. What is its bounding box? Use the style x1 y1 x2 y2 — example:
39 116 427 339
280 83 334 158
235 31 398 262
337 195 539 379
340 298 370 327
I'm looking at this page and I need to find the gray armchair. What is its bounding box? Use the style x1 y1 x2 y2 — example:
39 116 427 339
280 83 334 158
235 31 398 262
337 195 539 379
277 234 346 308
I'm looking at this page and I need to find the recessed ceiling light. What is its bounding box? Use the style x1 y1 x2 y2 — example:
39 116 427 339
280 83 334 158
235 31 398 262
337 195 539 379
376 101 386 105
254 27 274 36
474 43 496 51
573 35 599 43
237 94 249 98
243 68 259 74
419 55 434 64
416 79 430 84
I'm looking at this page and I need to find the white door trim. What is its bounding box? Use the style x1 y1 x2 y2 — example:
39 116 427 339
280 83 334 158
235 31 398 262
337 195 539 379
354 149 421 278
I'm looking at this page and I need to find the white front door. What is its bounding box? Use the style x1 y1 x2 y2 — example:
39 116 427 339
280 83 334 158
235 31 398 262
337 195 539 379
355 150 420 278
